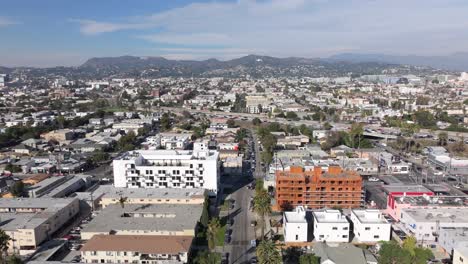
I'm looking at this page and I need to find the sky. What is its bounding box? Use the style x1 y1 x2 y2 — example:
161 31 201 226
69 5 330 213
1 0 468 67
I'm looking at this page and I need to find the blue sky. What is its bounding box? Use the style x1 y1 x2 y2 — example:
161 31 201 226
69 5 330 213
1 0 468 67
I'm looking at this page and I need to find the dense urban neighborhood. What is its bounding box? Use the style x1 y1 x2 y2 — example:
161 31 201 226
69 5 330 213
0 56 467 264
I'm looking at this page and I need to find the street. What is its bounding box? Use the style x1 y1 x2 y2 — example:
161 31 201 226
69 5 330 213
220 129 264 264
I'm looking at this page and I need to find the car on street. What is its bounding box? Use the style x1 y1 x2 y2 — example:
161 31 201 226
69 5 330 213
224 235 231 244
221 253 229 264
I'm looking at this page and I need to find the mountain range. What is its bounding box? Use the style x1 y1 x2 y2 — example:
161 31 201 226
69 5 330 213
328 52 468 71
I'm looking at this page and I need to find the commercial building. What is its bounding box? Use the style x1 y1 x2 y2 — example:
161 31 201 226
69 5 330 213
439 227 468 256
275 166 363 210
40 129 76 143
81 203 202 240
0 198 79 255
113 148 219 195
383 185 434 221
400 207 468 243
283 206 308 243
312 209 350 243
428 153 468 176
350 209 391 243
81 235 192 264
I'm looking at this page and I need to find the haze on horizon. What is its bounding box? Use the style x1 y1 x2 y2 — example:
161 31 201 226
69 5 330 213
1 0 468 67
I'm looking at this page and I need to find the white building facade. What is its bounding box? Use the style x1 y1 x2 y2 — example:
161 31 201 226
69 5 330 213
312 210 350 243
283 206 308 243
113 149 220 195
350 209 391 243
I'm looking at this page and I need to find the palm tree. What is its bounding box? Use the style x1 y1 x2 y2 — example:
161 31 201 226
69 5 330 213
0 229 11 263
206 217 221 250
256 239 281 264
118 196 128 209
194 250 221 264
253 189 271 239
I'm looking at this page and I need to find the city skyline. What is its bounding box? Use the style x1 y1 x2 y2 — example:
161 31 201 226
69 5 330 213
1 0 468 67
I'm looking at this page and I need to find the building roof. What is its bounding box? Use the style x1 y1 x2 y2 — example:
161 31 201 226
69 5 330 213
313 209 349 224
93 185 206 201
403 207 468 223
352 209 389 224
82 203 202 233
383 185 433 194
312 242 368 264
81 235 192 254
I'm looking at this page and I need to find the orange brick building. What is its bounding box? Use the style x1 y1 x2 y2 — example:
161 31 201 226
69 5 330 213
275 166 363 211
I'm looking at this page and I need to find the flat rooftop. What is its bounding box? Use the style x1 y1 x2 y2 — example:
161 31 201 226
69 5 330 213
403 207 468 223
0 197 77 211
81 235 192 254
284 211 307 223
116 149 219 161
313 210 349 223
384 185 433 194
82 203 203 233
92 185 206 200
352 209 389 224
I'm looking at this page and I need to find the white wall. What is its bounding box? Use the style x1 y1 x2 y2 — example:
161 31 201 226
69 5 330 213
314 222 350 243
350 212 391 243
284 220 308 243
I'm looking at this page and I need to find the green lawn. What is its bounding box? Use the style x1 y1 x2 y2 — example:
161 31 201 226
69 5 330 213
215 224 227 246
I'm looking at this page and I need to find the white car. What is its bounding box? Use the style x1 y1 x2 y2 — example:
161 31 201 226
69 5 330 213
368 177 380 182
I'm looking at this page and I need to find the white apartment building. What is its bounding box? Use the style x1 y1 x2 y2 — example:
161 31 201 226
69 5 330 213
312 209 350 243
350 209 391 243
113 148 220 195
283 206 308 243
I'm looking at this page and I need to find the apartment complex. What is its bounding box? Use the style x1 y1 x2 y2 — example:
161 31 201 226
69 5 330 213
113 148 219 195
92 185 206 208
0 198 79 255
81 235 192 264
81 203 202 240
350 209 391 243
275 166 363 210
312 209 350 243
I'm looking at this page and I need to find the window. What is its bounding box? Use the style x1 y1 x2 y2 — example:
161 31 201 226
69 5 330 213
460 256 464 262
343 227 348 230
319 235 324 238
332 227 338 230
374 235 379 239
296 235 298 240
365 227 371 231
342 235 348 238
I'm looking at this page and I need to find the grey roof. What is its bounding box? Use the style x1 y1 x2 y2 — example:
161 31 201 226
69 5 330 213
92 185 206 200
312 242 367 264
82 203 203 233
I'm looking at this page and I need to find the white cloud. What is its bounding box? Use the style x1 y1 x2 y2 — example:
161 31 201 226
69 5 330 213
0 17 18 27
73 0 468 57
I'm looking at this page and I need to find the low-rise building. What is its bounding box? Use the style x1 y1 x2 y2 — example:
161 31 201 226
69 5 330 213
350 209 391 243
312 209 350 243
81 203 202 240
283 206 308 243
0 198 79 255
81 235 192 264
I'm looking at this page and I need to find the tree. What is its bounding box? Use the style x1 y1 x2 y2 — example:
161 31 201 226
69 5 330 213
206 217 221 250
193 251 221 264
5 164 21 173
282 247 302 264
285 111 298 120
160 113 171 131
451 139 466 153
256 239 281 264
348 123 364 149
200 195 210 228
118 196 128 209
226 119 236 128
299 254 320 264
235 128 248 142
438 132 448 146
10 181 25 197
7 255 23 264
91 151 109 164
379 241 412 264
253 189 271 238
260 150 273 165
0 229 11 263
252 118 262 126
